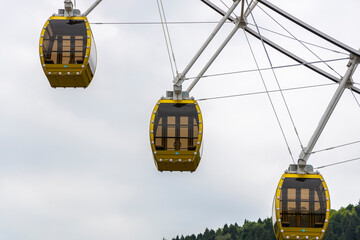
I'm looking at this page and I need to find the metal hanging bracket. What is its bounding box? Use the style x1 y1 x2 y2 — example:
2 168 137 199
64 0 74 17
286 164 318 175
57 0 102 17
173 85 183 100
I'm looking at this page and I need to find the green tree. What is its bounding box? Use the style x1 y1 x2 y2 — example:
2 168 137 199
223 224 229 235
173 201 360 240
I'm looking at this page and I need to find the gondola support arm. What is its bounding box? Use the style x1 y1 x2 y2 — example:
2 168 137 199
83 0 102 17
64 0 74 17
172 0 241 97
298 52 360 173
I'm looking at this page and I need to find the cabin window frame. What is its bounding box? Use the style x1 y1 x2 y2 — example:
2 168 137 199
42 19 87 65
153 103 199 152
280 178 326 228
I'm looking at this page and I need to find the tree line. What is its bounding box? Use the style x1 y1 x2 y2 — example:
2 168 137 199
172 201 360 240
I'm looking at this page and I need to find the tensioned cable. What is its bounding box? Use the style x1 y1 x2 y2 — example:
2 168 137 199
315 157 360 169
351 90 360 108
90 20 348 57
220 0 239 18
244 29 296 164
91 21 223 25
247 0 305 150
257 4 343 78
183 57 349 81
313 85 360 167
197 83 337 101
311 140 360 155
156 0 176 78
247 23 348 56
159 0 179 75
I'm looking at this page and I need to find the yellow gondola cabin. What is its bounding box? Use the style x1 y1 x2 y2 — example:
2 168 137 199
272 165 330 240
150 98 203 172
39 11 97 88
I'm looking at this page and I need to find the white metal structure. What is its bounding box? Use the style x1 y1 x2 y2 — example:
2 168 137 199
59 0 102 17
83 0 103 17
168 0 360 173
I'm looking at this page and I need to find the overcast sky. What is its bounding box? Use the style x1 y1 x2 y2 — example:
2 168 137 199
0 0 360 239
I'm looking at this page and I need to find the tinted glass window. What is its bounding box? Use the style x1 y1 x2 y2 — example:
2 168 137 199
42 20 87 65
280 178 326 228
153 103 199 151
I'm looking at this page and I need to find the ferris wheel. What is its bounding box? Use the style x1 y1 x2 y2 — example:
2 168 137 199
148 0 360 239
38 1 360 239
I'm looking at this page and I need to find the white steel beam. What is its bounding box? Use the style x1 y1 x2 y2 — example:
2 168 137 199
187 24 241 93
200 0 360 94
257 0 360 58
298 55 359 168
173 0 241 88
244 27 360 94
83 0 102 17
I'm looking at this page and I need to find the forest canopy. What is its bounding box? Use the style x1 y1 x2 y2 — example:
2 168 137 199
172 201 360 240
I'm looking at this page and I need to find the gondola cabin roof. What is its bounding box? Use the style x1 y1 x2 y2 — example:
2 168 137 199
150 99 203 172
39 16 97 88
272 172 330 240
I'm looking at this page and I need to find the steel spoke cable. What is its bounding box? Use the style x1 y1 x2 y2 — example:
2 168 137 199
257 4 343 78
220 0 239 18
91 21 225 25
247 1 305 150
311 140 360 155
244 29 296 164
183 57 349 81
159 0 179 75
351 90 360 108
90 21 348 57
196 83 337 101
156 0 176 78
247 23 348 56
315 157 360 169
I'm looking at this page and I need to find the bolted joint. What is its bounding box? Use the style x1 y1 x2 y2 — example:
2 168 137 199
238 17 247 28
173 85 182 100
64 0 74 16
173 75 180 84
347 52 360 67
297 159 306 173
345 53 359 88
234 17 247 29
345 77 354 89
173 73 186 86
64 0 73 11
